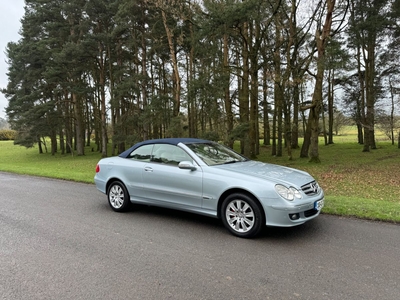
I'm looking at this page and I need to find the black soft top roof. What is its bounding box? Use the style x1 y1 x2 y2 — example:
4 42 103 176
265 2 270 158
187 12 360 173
118 138 210 158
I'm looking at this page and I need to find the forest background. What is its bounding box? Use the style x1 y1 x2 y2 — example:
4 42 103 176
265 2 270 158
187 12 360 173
1 0 399 159
0 0 400 221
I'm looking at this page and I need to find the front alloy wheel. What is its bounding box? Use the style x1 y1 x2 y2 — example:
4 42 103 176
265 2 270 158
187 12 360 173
107 181 130 212
221 193 264 238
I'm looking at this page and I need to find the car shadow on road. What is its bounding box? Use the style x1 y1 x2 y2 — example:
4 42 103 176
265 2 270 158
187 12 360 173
99 202 324 241
129 204 224 228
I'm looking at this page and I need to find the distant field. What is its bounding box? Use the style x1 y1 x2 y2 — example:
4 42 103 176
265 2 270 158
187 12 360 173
1 130 399 223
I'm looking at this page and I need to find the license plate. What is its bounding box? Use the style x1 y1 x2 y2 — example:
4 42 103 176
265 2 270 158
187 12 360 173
314 199 324 211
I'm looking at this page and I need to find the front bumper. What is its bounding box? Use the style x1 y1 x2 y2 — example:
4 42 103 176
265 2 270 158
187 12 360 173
265 197 324 227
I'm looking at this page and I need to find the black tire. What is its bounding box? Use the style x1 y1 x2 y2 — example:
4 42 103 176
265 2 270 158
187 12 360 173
221 193 265 238
107 181 131 212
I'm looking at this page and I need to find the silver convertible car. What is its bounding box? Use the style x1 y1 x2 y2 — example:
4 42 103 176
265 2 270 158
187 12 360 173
94 138 324 238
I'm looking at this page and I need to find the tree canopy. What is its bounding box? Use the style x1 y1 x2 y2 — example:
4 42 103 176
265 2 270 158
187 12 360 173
2 0 400 159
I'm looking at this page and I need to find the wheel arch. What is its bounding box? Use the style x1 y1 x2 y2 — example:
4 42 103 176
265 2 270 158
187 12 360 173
106 177 126 194
217 188 266 220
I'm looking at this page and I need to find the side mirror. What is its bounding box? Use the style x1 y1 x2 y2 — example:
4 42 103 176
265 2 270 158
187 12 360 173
178 161 197 171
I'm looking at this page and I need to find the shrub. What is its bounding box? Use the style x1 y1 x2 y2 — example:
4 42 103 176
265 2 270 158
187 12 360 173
0 130 17 141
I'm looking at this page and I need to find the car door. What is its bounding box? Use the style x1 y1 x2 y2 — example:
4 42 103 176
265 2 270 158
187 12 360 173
121 144 154 201
142 144 203 208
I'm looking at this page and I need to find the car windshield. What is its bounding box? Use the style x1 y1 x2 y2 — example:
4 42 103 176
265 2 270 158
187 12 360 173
185 142 248 166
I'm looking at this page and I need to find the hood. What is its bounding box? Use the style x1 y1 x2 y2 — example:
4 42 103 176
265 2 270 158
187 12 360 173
215 160 314 187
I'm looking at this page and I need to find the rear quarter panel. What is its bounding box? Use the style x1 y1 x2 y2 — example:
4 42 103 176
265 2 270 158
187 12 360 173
95 157 145 198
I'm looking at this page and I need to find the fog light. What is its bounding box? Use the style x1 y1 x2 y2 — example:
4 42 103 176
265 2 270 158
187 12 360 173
289 213 300 220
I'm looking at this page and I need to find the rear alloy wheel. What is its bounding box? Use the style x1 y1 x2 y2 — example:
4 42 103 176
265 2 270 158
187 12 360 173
107 181 131 212
221 193 264 238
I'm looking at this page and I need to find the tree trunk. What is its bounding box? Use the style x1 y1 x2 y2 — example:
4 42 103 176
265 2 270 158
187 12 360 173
328 69 334 144
249 22 260 158
73 92 85 156
322 109 328 146
50 129 57 156
239 22 251 157
363 37 377 151
274 21 283 157
64 91 73 155
223 33 234 148
291 82 300 149
356 47 366 146
300 114 312 158
389 77 395 145
188 21 196 138
98 49 108 158
262 71 270 146
308 0 336 163
161 9 181 118
272 101 277 156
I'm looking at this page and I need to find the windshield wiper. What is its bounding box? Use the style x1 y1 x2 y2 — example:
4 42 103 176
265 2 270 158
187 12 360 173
224 160 238 164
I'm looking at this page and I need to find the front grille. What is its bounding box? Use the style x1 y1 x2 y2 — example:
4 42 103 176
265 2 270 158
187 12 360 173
304 209 318 218
301 181 320 196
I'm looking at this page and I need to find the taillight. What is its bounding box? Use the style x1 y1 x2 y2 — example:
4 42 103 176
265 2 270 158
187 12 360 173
95 164 100 173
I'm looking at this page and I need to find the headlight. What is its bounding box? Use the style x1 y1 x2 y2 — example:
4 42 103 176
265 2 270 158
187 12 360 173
275 184 302 201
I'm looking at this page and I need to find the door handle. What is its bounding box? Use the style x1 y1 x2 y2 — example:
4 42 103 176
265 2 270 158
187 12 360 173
144 167 153 172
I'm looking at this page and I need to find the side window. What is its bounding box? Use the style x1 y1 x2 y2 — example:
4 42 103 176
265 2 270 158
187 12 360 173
151 144 193 166
127 144 153 162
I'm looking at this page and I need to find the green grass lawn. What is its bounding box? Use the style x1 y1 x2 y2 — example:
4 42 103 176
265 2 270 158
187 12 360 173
1 133 399 223
0 141 98 183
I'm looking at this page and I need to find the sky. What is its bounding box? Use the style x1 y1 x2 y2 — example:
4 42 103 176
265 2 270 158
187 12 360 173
0 0 25 120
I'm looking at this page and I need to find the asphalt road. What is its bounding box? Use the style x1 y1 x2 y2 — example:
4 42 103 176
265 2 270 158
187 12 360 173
0 172 399 300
